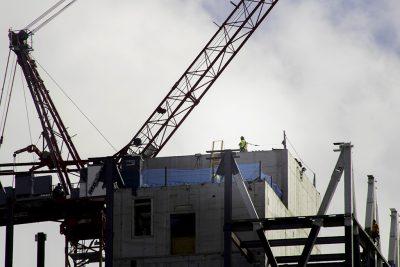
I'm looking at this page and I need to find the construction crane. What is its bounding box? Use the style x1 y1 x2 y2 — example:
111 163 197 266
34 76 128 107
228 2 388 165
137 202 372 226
4 0 82 194
1 1 281 266
115 0 279 160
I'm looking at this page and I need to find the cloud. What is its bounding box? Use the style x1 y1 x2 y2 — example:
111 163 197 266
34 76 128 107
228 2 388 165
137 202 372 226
0 0 399 265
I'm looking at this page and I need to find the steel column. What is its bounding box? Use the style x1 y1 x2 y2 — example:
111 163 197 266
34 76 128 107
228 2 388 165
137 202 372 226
104 157 115 267
35 232 47 267
365 175 376 232
222 151 233 267
388 209 398 267
343 143 354 266
298 143 346 266
5 196 14 267
365 175 379 267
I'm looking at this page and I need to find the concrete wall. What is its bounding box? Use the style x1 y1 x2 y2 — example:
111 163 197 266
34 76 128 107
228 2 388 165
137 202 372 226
143 149 320 212
113 181 319 267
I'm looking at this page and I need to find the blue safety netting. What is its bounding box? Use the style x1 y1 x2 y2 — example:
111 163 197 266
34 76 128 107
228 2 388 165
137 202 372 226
141 163 282 198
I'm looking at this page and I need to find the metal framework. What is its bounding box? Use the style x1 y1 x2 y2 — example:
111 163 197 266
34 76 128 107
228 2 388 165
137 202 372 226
8 30 83 194
388 208 399 267
229 214 390 266
222 143 391 266
65 216 105 267
115 0 280 160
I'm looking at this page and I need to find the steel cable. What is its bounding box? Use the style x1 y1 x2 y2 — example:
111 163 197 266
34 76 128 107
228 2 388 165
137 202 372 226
31 0 78 34
35 60 117 152
0 59 18 145
24 0 68 30
0 49 11 109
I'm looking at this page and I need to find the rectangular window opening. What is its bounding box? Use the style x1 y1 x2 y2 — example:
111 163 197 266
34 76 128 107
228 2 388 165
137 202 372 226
170 213 195 255
134 198 152 236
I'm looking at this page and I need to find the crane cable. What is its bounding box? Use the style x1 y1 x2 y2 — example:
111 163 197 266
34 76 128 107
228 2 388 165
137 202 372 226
0 59 18 146
35 60 118 152
24 0 68 30
0 50 11 111
25 0 78 34
20 69 34 148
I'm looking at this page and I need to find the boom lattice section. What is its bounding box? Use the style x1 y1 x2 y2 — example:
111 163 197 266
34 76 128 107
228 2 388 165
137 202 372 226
9 30 83 193
116 0 279 159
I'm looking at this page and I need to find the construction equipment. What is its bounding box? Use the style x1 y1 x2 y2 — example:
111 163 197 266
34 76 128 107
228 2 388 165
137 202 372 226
115 0 280 160
6 0 83 195
1 1 282 266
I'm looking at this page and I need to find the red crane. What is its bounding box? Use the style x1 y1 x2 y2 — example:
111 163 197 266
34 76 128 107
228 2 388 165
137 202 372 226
2 0 280 191
115 0 280 160
1 1 281 266
5 1 83 195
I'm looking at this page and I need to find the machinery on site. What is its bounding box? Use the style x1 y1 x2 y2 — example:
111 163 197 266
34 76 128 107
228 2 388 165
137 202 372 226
0 0 281 266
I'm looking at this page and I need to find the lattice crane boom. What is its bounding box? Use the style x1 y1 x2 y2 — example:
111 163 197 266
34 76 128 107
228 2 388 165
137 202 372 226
115 0 279 160
8 30 83 194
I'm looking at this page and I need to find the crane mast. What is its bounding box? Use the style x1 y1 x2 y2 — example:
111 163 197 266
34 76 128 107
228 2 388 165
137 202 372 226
8 30 83 194
115 0 279 160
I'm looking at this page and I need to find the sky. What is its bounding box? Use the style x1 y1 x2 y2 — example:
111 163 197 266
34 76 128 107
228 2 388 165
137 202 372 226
0 0 400 266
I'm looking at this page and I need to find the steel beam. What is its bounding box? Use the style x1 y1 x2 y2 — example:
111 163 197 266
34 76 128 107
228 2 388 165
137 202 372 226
354 218 390 266
242 236 345 248
257 229 278 267
35 232 47 267
5 197 14 267
365 175 377 232
216 150 235 267
279 262 345 267
365 175 379 266
231 232 254 263
388 209 398 267
230 214 345 232
343 143 354 266
104 157 114 267
298 143 349 266
277 253 345 264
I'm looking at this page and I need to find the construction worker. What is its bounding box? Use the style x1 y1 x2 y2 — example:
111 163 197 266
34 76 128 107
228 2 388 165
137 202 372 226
53 183 65 199
371 219 380 244
239 136 248 152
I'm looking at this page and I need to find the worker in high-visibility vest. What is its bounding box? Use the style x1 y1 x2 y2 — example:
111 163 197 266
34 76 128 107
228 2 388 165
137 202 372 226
371 219 380 244
239 136 248 152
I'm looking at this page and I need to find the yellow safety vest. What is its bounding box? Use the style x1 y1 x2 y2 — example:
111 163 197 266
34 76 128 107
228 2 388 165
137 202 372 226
239 140 248 151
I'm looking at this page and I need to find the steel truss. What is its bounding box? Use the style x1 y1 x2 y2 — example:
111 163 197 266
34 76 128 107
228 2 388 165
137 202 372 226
65 233 105 267
62 208 105 267
8 30 83 194
116 0 280 159
222 143 391 266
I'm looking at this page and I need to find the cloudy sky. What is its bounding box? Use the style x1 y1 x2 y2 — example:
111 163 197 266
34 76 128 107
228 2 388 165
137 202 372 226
0 0 399 265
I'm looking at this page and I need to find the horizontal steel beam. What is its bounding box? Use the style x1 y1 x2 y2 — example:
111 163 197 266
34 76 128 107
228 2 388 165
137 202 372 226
276 253 345 264
279 262 345 267
242 236 345 248
231 214 345 232
0 198 104 226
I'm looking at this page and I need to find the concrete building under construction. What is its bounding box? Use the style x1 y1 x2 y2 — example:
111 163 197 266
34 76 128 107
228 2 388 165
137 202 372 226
113 149 321 266
0 0 398 266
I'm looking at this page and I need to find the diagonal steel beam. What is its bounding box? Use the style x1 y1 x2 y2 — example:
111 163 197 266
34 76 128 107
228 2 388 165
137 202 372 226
257 229 278 267
298 143 351 266
231 232 255 263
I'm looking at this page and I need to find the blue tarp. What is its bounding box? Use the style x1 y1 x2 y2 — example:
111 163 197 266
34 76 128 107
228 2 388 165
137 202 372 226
142 163 283 198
